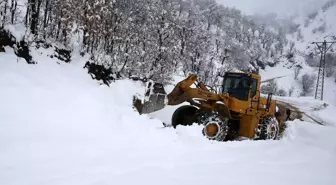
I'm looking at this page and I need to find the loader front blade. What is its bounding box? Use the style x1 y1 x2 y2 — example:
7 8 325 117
133 80 168 114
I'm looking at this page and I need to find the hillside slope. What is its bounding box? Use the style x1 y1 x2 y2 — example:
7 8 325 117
252 0 336 106
289 0 336 52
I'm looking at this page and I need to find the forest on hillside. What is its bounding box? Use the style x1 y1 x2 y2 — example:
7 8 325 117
0 0 294 85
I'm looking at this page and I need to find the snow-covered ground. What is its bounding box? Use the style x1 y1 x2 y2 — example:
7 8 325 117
1 45 336 185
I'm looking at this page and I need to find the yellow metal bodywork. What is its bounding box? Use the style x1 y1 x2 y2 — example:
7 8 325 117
166 72 277 139
240 115 259 138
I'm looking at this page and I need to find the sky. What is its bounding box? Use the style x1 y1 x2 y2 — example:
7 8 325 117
216 0 330 17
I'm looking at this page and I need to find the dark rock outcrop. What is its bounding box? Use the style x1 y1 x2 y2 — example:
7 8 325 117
0 28 35 64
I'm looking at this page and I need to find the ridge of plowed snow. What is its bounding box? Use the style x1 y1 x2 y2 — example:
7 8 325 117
1 47 336 185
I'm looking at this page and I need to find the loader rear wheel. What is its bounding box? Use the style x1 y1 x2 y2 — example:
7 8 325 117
171 105 198 128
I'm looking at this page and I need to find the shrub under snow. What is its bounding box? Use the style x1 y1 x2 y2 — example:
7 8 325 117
301 73 316 96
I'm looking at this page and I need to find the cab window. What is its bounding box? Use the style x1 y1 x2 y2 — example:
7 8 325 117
250 78 258 98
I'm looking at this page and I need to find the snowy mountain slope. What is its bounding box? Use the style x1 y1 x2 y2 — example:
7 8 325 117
269 1 336 106
218 0 331 17
288 0 336 52
256 55 336 106
1 44 336 185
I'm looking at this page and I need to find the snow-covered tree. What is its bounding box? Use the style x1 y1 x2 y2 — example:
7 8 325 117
1 0 291 85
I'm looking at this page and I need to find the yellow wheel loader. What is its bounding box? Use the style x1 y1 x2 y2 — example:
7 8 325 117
133 71 280 141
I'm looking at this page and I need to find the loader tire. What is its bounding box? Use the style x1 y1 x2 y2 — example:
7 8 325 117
259 116 279 140
171 105 198 128
201 112 229 142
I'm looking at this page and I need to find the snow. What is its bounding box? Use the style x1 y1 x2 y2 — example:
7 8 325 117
274 96 336 126
288 2 336 53
1 46 336 185
218 0 331 17
260 64 294 81
258 57 336 106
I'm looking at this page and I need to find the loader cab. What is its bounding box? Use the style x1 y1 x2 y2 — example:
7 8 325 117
222 72 258 101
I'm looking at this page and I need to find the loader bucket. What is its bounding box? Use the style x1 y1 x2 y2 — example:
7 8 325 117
133 80 167 114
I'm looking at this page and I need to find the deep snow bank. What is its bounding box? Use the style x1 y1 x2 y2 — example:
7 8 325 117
1 47 336 185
